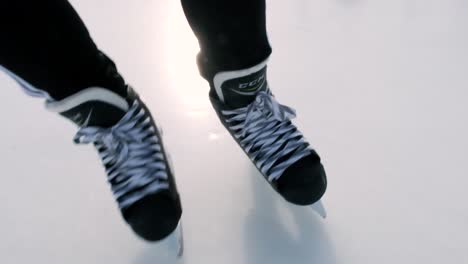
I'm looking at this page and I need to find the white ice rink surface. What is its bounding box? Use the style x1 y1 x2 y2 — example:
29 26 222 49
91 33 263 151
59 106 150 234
1 0 468 263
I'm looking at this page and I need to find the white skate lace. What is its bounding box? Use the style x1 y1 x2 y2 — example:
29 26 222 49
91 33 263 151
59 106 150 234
221 91 312 181
74 100 169 209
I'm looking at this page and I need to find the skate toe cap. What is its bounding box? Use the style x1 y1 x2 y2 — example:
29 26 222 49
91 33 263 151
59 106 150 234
123 190 182 242
276 153 327 206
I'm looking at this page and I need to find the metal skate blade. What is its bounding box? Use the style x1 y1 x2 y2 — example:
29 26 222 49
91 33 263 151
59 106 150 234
167 221 184 258
310 200 327 219
174 220 184 258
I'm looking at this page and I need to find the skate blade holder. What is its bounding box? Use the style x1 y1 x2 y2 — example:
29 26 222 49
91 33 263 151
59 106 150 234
310 200 327 219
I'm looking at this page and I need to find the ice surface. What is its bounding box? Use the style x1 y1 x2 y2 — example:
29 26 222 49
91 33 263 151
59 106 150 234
1 0 468 263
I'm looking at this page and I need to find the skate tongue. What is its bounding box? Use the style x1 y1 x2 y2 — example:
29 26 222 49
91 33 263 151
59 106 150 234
213 61 269 109
45 87 130 127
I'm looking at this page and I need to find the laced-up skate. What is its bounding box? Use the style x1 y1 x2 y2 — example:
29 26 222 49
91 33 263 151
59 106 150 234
46 86 184 253
208 60 327 216
1 63 186 254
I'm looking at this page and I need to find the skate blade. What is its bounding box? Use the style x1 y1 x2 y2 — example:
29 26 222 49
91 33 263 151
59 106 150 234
166 221 184 258
158 222 184 261
176 222 184 257
310 200 327 219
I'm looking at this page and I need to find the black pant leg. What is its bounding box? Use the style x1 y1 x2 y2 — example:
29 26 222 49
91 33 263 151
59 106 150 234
0 0 127 100
181 0 272 79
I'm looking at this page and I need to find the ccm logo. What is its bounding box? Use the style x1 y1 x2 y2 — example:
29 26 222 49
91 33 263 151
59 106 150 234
239 75 265 89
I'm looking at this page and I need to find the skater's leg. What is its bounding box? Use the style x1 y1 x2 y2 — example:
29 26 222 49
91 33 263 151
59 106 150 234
180 0 272 79
0 0 182 242
0 0 127 100
181 0 327 205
